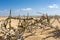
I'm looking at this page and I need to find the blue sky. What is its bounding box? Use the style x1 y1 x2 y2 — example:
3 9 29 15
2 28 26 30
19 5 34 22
0 0 60 16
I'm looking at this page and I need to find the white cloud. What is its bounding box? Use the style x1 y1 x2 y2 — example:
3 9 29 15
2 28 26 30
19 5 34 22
14 8 32 14
0 9 9 16
15 9 20 13
13 8 33 16
0 11 3 13
21 8 32 11
0 10 9 13
48 4 59 8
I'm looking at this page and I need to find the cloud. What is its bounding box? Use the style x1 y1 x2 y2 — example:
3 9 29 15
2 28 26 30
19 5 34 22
15 9 20 13
0 10 9 16
14 8 32 14
21 8 32 11
48 4 59 8
0 11 3 13
0 10 9 13
13 8 33 16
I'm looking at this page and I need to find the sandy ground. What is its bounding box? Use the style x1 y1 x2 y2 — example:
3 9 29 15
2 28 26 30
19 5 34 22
0 16 60 40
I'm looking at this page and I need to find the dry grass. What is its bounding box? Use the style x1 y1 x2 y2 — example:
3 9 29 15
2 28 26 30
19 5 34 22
0 16 60 40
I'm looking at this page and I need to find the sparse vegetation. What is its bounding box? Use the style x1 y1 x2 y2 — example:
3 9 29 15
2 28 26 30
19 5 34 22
0 10 60 40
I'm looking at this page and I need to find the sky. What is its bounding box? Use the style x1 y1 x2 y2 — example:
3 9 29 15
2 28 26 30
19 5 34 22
0 0 60 16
